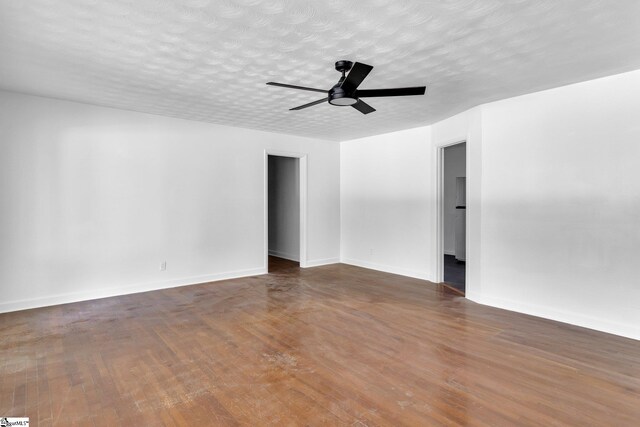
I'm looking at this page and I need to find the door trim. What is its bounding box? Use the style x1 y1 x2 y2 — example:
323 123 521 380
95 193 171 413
434 140 467 286
264 150 308 269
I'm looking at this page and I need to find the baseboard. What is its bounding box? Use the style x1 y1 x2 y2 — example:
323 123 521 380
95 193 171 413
304 257 340 268
0 267 267 314
443 250 455 256
340 258 432 281
467 292 640 341
268 249 299 262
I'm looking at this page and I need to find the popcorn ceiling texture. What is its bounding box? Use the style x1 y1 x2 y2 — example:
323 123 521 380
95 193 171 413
1 0 639 141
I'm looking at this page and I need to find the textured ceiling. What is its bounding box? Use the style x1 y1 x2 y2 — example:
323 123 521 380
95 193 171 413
1 1 640 141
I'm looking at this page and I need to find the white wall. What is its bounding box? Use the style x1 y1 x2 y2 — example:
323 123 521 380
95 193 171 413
443 143 466 255
0 91 340 313
341 69 640 340
477 70 640 339
340 110 481 285
4 69 640 340
340 127 434 279
268 156 300 261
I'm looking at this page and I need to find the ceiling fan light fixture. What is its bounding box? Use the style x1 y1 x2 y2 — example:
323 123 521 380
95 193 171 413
329 95 358 106
328 85 358 106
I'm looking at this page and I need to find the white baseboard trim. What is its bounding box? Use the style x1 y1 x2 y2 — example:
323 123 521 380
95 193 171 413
268 250 299 262
340 258 432 281
304 257 340 268
443 250 455 256
467 292 640 341
0 267 267 314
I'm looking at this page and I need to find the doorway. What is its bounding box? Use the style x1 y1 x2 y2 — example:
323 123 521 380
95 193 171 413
265 152 307 272
441 142 466 294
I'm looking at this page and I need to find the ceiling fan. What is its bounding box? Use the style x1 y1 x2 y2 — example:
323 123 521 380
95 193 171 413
267 60 426 114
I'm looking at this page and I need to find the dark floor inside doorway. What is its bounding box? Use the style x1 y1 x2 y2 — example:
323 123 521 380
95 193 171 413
444 254 465 294
268 256 299 273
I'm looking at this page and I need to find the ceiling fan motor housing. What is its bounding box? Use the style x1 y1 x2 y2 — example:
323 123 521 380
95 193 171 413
329 60 358 106
329 84 358 106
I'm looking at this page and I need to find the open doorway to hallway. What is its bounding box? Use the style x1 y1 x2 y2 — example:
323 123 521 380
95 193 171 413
442 142 466 294
267 155 300 272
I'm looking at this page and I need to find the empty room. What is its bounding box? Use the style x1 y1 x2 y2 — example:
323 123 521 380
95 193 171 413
1 1 639 425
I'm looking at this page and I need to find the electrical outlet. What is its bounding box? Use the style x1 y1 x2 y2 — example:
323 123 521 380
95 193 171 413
160 261 167 271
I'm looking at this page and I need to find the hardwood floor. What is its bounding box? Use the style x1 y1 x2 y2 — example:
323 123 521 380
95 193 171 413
1 258 639 426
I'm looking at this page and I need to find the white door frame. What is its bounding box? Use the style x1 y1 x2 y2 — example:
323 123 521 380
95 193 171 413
434 139 467 287
264 150 308 269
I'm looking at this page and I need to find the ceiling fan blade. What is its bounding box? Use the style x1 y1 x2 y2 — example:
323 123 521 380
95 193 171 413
290 98 327 110
351 99 376 114
340 62 373 93
267 82 327 94
356 87 426 97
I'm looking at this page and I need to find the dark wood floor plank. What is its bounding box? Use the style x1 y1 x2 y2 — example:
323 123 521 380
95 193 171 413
0 257 638 425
